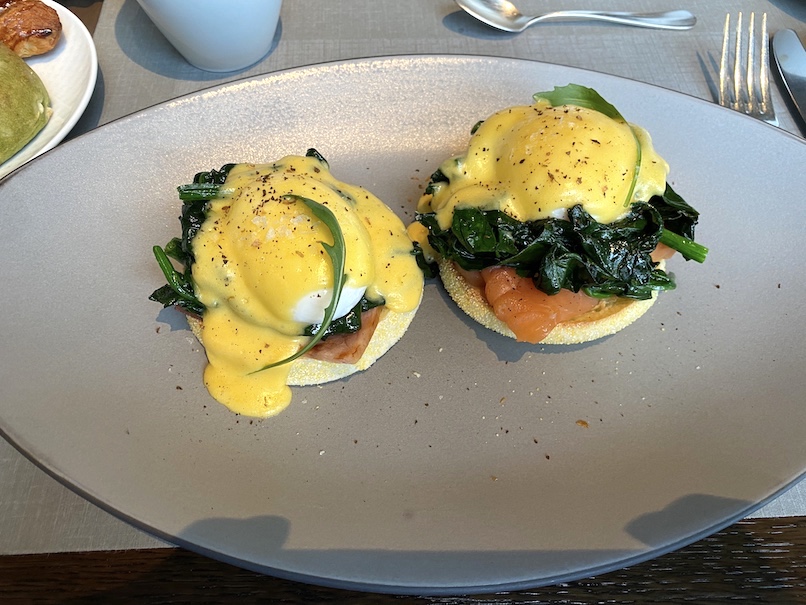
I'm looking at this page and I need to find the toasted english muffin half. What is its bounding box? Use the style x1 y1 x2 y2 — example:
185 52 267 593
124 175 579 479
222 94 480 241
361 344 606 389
438 258 662 345
187 301 421 387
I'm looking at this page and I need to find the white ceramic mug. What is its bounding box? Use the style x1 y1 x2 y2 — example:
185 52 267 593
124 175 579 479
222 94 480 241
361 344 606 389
135 0 282 72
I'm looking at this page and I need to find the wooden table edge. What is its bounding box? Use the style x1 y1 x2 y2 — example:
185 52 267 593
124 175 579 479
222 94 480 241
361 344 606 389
1 516 804 603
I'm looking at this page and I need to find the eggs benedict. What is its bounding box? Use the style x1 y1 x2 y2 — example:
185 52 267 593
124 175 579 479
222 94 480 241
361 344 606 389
410 84 707 344
151 149 424 417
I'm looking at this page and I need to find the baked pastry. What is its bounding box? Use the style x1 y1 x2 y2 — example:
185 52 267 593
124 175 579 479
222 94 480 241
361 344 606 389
0 0 62 58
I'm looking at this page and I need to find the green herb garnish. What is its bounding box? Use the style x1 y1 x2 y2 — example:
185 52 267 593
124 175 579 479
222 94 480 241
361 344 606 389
533 83 626 121
251 195 348 373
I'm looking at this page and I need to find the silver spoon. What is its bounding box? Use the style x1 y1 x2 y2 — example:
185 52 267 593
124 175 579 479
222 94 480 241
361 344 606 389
455 0 696 31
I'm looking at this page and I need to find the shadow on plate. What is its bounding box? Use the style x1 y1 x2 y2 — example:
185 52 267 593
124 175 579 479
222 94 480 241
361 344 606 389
156 306 193 332
152 493 750 596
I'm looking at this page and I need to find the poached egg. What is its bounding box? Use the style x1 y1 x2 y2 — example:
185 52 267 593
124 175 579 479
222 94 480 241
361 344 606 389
416 98 669 229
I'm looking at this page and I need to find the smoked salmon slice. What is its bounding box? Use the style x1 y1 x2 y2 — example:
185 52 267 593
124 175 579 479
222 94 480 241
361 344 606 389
306 306 383 364
480 266 599 344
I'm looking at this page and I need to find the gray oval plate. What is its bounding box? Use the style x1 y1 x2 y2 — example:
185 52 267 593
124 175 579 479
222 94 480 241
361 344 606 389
1 56 804 595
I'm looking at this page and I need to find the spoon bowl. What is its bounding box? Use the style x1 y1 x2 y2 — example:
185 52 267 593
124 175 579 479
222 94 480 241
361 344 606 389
455 0 696 32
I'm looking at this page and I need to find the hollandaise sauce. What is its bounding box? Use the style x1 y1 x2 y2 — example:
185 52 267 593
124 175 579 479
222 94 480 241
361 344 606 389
190 155 422 417
418 99 669 228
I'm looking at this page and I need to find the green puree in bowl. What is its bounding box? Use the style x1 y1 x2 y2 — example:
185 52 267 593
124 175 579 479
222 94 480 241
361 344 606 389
0 43 51 166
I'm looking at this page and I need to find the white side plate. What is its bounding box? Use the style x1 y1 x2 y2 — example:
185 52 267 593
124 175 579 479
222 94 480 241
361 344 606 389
0 0 98 180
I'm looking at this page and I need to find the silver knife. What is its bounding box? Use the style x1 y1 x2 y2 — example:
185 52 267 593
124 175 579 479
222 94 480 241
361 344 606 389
772 29 806 125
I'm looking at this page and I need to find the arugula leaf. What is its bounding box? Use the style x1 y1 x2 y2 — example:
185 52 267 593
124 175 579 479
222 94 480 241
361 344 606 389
533 84 625 122
251 195 348 373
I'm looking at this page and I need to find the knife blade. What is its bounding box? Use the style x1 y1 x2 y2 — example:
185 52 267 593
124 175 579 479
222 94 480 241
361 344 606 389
772 29 806 126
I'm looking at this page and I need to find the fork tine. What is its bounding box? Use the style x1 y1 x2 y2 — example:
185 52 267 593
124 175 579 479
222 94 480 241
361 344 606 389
733 12 744 111
759 13 772 113
718 12 776 124
746 12 756 109
719 13 730 107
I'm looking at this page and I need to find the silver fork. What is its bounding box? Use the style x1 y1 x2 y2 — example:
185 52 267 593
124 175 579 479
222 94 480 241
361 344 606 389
718 12 777 125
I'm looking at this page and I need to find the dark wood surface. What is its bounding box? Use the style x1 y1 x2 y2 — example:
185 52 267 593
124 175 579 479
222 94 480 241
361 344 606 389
1 517 805 603
57 0 102 33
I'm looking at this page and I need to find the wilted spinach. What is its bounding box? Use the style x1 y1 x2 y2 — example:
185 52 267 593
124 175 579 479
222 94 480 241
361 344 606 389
417 184 705 301
149 163 236 315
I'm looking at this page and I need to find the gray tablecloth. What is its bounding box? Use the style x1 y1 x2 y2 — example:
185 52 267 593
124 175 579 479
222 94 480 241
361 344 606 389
2 0 805 555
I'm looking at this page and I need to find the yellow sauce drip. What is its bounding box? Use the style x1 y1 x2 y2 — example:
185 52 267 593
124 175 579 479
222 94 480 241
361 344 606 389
417 100 669 229
191 155 422 417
